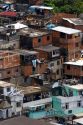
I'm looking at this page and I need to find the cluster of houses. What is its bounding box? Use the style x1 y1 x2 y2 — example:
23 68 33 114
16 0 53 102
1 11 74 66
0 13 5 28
0 0 83 124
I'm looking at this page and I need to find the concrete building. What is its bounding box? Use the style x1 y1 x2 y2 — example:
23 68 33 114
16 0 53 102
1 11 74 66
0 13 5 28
0 100 12 119
0 81 24 116
52 82 83 119
19 28 52 50
18 85 52 119
35 44 63 81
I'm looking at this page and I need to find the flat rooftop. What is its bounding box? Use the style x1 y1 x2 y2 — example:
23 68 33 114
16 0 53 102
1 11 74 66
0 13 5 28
18 86 49 95
0 50 19 59
6 22 28 30
64 58 83 66
65 84 83 90
17 49 38 56
73 117 83 124
63 18 83 26
35 44 60 52
0 81 15 88
51 26 81 34
19 28 49 37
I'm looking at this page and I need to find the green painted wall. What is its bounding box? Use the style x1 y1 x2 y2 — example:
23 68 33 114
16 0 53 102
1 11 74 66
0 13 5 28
52 96 65 117
64 86 79 96
29 111 46 119
52 96 83 117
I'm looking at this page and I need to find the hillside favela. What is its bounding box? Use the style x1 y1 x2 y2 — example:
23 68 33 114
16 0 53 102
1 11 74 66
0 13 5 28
0 0 82 125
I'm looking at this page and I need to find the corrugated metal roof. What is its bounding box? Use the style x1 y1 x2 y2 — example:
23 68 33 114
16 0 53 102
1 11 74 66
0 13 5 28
51 26 81 34
64 59 83 66
30 5 53 10
63 18 83 26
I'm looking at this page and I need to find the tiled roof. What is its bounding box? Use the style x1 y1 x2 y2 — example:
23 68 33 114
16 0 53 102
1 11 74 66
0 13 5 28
0 11 17 17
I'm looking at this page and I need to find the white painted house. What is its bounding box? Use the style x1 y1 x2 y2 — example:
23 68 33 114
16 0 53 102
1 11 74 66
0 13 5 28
0 81 24 117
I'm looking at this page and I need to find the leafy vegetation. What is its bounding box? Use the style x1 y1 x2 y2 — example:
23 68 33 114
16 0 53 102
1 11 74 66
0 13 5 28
44 0 83 14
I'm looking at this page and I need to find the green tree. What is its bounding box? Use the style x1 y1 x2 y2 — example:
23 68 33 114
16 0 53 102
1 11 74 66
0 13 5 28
60 5 72 13
44 0 83 14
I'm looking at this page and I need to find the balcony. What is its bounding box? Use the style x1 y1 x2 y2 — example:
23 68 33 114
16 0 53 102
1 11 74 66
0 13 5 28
57 95 82 103
23 97 52 109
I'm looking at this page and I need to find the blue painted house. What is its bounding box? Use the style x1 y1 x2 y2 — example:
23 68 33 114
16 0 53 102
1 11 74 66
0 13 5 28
52 83 83 118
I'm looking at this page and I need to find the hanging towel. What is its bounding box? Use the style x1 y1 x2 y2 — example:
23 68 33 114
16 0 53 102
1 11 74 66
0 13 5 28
32 59 37 68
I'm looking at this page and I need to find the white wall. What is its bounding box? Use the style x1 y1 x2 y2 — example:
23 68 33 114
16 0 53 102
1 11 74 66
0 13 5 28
23 97 52 109
48 58 63 79
61 96 83 109
3 86 15 96
10 94 23 115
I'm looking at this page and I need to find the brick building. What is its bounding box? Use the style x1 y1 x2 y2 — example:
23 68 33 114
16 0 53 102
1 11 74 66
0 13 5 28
19 50 48 77
61 18 83 49
64 59 83 83
51 26 81 61
19 28 52 50
0 51 20 80
26 5 53 29
52 13 77 25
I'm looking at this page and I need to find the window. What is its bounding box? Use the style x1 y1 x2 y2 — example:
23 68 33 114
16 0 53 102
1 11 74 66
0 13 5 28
38 38 41 43
67 65 70 70
60 32 66 38
79 90 83 96
47 35 50 40
0 73 2 78
82 66 83 71
65 103 69 109
68 110 72 113
7 71 10 74
69 89 73 96
56 69 59 75
75 43 79 47
7 87 10 92
52 50 56 57
57 61 60 65
16 102 21 107
15 69 18 72
67 35 72 39
53 50 56 55
0 88 3 94
77 101 81 107
75 54 78 58
50 63 54 67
